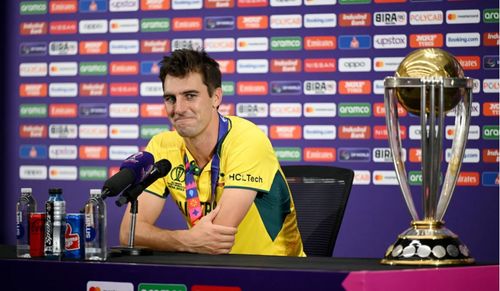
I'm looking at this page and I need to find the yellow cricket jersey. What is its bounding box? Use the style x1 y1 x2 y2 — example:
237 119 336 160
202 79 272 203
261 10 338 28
144 116 305 256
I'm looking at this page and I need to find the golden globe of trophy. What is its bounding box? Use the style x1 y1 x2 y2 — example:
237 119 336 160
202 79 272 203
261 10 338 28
381 48 475 265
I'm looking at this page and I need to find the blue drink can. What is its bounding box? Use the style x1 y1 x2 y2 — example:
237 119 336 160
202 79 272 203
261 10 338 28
64 213 84 259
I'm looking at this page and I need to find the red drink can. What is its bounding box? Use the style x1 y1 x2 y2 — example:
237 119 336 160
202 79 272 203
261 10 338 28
29 212 46 257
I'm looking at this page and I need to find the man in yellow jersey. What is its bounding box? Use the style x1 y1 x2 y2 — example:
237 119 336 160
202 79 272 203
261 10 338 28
119 49 305 256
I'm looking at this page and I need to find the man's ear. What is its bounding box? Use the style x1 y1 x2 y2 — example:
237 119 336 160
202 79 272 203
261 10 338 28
212 87 223 108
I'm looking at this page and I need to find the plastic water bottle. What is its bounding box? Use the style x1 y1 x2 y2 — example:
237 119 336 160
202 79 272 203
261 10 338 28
16 188 37 258
44 188 66 257
84 189 107 260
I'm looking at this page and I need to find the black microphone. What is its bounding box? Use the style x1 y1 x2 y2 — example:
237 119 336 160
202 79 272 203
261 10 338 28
101 151 155 199
116 159 172 207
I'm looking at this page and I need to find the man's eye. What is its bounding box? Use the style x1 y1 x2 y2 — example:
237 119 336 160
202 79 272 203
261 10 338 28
164 96 175 103
186 94 196 99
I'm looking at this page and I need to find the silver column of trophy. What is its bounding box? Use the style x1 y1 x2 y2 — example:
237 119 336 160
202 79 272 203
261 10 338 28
381 48 475 265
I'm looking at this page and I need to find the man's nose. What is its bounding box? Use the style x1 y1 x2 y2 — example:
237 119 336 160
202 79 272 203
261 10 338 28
174 97 187 113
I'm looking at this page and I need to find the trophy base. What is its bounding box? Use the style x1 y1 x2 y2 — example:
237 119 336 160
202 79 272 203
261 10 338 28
381 220 475 266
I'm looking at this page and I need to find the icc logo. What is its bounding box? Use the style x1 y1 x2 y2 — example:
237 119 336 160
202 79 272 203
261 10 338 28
170 165 185 182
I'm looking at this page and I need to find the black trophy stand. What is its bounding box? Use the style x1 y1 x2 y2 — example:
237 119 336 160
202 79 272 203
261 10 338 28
110 196 153 256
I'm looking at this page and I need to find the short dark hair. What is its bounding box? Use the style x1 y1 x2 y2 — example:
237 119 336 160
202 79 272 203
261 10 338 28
159 49 221 97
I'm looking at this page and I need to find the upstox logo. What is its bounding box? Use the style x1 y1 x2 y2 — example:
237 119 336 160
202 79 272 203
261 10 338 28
483 125 499 140
271 37 302 51
338 103 371 117
483 8 499 23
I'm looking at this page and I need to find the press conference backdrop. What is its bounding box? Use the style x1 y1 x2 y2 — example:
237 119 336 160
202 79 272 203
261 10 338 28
7 0 499 261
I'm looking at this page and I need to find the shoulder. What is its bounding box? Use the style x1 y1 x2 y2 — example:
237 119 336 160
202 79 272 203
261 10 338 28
147 130 184 153
226 116 267 140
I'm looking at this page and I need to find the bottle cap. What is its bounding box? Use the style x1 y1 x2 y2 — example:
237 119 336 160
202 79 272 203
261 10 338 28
21 188 32 194
48 188 63 195
90 189 102 197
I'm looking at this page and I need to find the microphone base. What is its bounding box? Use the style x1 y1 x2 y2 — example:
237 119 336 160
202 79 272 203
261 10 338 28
110 246 153 256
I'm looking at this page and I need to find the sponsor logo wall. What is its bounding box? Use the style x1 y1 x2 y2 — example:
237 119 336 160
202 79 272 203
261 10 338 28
11 0 499 259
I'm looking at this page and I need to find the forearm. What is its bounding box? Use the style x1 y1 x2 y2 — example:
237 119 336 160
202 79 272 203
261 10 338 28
120 221 192 252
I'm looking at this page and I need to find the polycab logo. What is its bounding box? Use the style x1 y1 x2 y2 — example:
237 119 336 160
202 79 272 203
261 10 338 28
410 33 443 48
445 148 480 163
303 13 336 28
456 172 480 186
338 58 370 72
110 18 140 33
110 83 139 96
172 0 203 9
20 125 48 138
20 83 47 97
483 149 499 163
49 62 78 76
49 145 78 160
49 41 78 56
373 148 407 163
373 102 407 117
304 36 336 50
236 103 268 118
339 80 371 95
140 82 163 97
339 13 371 27
271 59 301 73
49 124 78 139
109 124 139 139
455 56 480 70
271 0 300 6
237 81 268 95
50 166 77 181
49 21 77 34
173 17 202 31
270 81 301 95
303 148 336 162
337 148 370 162
304 80 336 95
50 1 78 13
353 170 370 185
304 58 336 73
446 33 480 47
110 0 139 11
49 83 78 97
270 125 302 139
483 79 500 93
204 38 235 52
205 16 235 30
270 103 302 117
109 103 139 118
79 19 108 34
79 124 108 139
217 59 235 74
304 102 336 117
110 40 140 54
20 165 47 180
237 0 268 7
238 37 269 52
80 41 108 54
303 125 336 140
79 146 108 160
109 146 140 160
141 39 170 53
373 34 407 49
483 102 499 116
373 125 407 140
238 59 269 73
409 11 443 25
20 22 47 35
80 83 107 96
172 38 203 51
338 35 371 49
338 125 370 139
205 0 234 8
374 11 407 26
141 0 170 10
19 63 47 77
110 61 139 75
237 15 268 29
373 57 404 72
446 9 480 24
270 14 302 29
446 125 481 140
49 104 78 118
483 32 499 46
141 103 167 118
373 170 399 185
